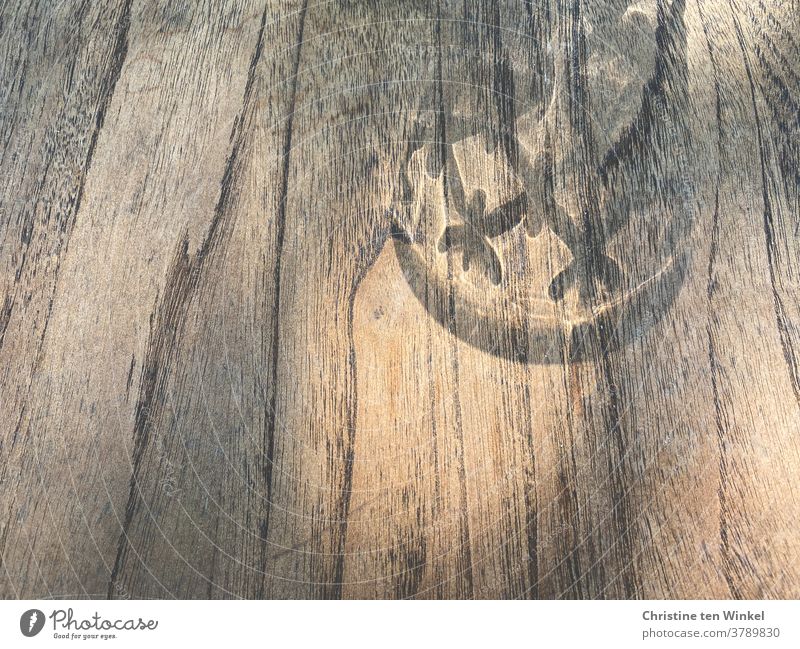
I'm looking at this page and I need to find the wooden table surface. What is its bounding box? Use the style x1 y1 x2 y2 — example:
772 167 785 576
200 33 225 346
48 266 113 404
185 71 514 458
1 0 798 599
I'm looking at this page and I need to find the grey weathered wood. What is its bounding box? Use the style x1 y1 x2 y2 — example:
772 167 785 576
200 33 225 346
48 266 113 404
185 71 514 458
1 0 798 599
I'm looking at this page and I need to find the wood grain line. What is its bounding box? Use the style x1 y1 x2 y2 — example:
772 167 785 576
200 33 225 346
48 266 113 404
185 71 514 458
258 0 308 598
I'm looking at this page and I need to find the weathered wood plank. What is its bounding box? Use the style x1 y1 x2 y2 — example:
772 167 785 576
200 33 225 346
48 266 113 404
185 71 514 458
1 0 798 599
104 1 297 599
0 0 135 598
